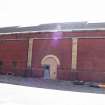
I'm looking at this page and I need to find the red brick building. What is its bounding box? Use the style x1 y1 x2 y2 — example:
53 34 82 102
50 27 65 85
0 22 105 82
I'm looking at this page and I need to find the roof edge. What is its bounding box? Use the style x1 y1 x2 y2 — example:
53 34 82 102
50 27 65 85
0 28 105 35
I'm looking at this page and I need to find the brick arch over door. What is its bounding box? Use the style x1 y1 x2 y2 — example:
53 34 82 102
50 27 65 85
41 55 60 80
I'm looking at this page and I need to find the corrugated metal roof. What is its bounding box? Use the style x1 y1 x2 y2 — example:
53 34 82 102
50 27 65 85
0 22 105 34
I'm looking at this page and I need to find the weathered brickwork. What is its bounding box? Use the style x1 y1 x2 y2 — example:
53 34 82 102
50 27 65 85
0 31 105 81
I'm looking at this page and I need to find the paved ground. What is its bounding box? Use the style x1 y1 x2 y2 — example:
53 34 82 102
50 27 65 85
0 75 105 105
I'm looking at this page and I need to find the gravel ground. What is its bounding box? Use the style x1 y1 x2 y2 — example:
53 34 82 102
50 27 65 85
0 75 105 105
0 75 104 94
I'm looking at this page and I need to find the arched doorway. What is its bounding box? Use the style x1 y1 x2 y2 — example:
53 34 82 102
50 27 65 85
41 55 60 80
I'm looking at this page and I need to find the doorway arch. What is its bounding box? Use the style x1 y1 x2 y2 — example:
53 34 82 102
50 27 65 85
41 55 60 80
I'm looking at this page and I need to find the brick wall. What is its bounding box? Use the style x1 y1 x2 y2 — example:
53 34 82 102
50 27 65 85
0 31 105 81
32 38 72 79
0 39 28 76
77 39 105 81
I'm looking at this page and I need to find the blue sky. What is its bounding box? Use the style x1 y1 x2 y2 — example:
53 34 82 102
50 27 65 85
0 0 105 27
